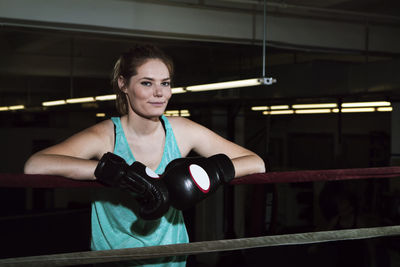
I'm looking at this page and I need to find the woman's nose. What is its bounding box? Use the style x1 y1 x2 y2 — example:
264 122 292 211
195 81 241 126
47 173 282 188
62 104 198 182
154 85 163 97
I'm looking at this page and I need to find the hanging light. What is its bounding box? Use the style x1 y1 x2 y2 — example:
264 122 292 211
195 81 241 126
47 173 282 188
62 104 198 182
186 78 269 92
183 0 276 93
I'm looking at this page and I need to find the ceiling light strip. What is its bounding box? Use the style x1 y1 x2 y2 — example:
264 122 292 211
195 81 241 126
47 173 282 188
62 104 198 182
270 105 289 110
341 101 391 108
292 103 337 109
333 108 376 113
66 97 95 104
254 101 392 115
295 109 332 114
8 105 25 110
251 106 268 111
171 87 186 94
377 107 393 112
263 110 294 115
186 78 263 92
42 100 67 107
95 95 116 101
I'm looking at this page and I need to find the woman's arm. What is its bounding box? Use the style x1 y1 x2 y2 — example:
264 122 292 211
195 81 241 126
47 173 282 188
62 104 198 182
24 120 114 180
170 117 266 178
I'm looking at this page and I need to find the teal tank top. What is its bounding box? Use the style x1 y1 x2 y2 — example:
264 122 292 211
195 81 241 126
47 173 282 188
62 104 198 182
91 115 189 267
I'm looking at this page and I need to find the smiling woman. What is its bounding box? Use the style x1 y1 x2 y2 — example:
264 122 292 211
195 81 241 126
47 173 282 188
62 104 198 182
118 59 172 119
112 45 175 116
23 44 265 267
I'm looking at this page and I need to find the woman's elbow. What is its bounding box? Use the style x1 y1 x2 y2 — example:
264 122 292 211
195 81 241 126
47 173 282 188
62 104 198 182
255 155 267 173
24 156 43 174
24 158 35 174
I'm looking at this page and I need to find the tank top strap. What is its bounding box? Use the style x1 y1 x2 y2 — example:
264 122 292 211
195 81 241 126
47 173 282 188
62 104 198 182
110 117 135 164
157 115 182 173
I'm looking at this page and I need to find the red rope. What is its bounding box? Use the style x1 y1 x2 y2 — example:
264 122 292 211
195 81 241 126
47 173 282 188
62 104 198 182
232 166 400 185
1 166 400 188
0 174 102 188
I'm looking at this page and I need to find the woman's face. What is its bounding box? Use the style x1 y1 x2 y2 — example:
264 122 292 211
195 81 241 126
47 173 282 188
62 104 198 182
121 59 172 119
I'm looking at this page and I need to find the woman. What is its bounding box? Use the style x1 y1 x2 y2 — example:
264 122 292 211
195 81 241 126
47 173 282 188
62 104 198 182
24 44 265 266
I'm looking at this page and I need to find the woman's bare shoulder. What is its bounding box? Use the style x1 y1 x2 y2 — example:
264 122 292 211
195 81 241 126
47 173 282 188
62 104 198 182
167 116 197 129
33 118 115 160
64 119 114 152
89 119 114 136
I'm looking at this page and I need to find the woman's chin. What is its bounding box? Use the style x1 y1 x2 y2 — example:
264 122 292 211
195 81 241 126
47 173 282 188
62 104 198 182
141 111 166 119
130 106 166 118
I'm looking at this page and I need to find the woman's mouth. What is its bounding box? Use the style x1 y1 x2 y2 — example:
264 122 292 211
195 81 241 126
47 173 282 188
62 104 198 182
148 101 166 107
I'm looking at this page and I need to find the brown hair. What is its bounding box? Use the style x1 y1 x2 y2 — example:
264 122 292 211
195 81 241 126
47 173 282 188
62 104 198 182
111 44 174 115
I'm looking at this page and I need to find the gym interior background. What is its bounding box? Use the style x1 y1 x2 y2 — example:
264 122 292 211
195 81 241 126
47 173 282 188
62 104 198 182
0 0 400 266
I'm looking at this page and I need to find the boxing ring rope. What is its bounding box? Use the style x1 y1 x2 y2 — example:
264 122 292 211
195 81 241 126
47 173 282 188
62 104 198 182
1 225 399 267
2 166 400 188
1 166 400 266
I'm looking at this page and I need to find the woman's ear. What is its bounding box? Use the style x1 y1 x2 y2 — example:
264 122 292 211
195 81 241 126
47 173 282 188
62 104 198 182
118 76 127 93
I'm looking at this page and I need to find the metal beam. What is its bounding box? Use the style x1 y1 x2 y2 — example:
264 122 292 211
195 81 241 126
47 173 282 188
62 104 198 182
0 0 399 53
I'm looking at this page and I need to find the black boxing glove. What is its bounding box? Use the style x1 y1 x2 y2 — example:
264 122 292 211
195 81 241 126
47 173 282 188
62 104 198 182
94 152 170 220
161 154 235 211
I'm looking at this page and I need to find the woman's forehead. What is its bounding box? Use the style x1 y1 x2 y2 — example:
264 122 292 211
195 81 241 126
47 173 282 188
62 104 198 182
135 59 170 77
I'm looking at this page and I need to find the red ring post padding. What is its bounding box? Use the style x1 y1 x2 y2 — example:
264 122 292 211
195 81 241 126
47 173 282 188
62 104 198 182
1 166 400 188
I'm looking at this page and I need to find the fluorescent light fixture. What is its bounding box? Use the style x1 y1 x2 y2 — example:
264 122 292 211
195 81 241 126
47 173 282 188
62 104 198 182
164 109 190 117
295 109 332 114
96 113 106 117
171 87 186 94
0 106 9 111
293 103 337 109
9 105 25 110
342 101 391 108
180 110 190 117
251 105 289 111
333 108 375 113
95 95 116 101
377 107 393 112
263 110 294 115
66 97 95 104
42 100 67 107
164 110 180 116
186 78 263 92
251 106 269 111
270 105 289 110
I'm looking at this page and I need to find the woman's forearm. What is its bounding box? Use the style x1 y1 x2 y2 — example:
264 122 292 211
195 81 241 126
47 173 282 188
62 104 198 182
24 154 98 180
231 154 266 178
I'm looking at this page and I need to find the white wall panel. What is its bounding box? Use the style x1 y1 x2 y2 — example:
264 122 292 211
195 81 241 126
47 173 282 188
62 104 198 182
0 0 399 53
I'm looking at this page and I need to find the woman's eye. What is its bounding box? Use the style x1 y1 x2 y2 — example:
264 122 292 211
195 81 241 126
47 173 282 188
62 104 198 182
141 81 152 87
161 81 170 87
